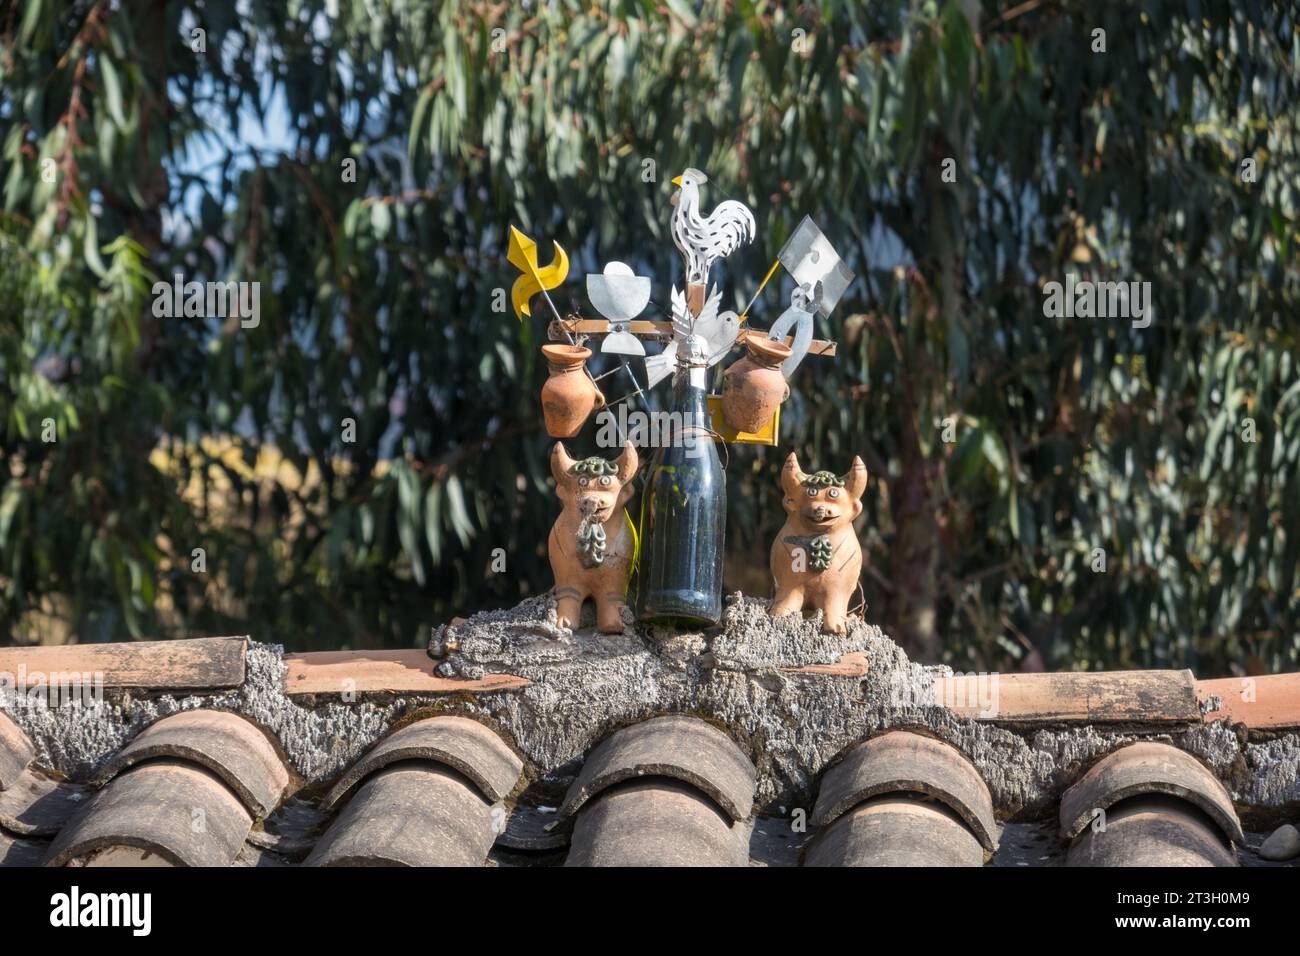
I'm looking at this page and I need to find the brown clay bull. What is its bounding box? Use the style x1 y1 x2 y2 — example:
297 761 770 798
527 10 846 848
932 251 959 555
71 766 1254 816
548 442 639 633
769 453 867 634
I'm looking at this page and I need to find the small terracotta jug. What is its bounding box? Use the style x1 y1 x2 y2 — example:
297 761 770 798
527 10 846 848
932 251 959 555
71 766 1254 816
721 333 792 434
540 344 605 438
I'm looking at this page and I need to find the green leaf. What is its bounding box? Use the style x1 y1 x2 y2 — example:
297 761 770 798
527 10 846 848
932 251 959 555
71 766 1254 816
424 482 443 564
0 483 21 542
370 201 391 239
100 57 127 129
83 215 107 278
445 475 472 548
19 0 42 44
409 84 434 162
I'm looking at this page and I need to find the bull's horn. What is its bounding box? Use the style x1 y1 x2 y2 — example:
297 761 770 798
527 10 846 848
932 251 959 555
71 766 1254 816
551 442 576 484
616 443 639 484
781 453 808 497
841 456 868 500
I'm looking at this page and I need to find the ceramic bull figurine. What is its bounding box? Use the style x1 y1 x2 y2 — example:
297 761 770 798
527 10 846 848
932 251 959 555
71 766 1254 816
549 442 639 633
770 453 867 634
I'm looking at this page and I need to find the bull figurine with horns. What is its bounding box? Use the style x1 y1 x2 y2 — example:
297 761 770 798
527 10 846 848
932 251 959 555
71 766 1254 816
770 453 868 634
548 442 640 633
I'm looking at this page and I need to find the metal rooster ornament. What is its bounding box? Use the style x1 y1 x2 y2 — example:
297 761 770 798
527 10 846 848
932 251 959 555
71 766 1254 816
670 168 756 310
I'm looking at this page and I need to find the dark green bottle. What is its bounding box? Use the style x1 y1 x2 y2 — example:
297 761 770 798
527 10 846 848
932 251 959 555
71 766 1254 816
636 334 727 625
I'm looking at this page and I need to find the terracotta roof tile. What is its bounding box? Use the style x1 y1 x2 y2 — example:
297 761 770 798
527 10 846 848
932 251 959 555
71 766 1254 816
565 779 750 867
0 711 35 791
95 710 289 819
811 731 998 854
1065 796 1238 867
934 670 1200 725
0 636 246 692
235 842 290 867
323 716 522 810
1197 673 1300 729
1059 741 1243 845
0 828 47 867
283 649 529 696
45 760 254 867
307 764 500 867
305 717 524 866
805 796 986 867
559 716 756 824
498 804 568 852
780 651 870 677
555 718 758 867
244 797 326 860
0 770 89 837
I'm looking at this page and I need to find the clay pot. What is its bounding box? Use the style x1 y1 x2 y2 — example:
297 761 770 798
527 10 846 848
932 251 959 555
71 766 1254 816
540 344 605 438
721 333 792 434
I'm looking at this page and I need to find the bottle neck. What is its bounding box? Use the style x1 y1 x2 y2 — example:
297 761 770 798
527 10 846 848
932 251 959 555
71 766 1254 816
671 364 710 425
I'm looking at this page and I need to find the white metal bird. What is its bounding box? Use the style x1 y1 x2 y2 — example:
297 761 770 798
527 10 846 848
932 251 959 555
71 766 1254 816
643 285 740 389
670 168 756 287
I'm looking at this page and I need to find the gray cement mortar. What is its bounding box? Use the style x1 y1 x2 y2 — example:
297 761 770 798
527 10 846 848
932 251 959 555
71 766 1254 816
5 595 1298 821
6 643 400 786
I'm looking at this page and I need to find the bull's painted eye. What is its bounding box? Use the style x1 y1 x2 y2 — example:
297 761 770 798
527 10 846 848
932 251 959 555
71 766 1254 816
828 488 840 498
806 486 818 497
578 477 590 487
599 475 612 487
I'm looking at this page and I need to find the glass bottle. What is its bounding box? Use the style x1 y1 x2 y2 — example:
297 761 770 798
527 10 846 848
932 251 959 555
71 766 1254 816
636 334 727 625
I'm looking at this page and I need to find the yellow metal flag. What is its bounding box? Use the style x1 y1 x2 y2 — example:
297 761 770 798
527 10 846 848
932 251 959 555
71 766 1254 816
507 225 569 321
707 396 780 446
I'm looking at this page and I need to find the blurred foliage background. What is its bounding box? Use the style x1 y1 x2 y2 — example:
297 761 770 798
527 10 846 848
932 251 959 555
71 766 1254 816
1 0 1297 674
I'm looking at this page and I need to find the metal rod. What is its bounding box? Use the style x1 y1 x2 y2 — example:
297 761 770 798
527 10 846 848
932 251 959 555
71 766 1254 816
605 390 645 408
738 258 783 325
540 286 576 344
604 363 647 411
622 361 646 398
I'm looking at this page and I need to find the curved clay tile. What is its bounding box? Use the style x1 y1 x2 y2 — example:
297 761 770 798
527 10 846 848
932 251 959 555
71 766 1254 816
323 716 522 810
95 709 289 819
811 731 999 854
307 763 499 866
565 780 749 867
559 716 756 824
1066 795 1238 867
805 795 986 867
45 760 253 867
0 712 35 792
1059 741 1243 845
0 771 89 837
1 829 47 867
